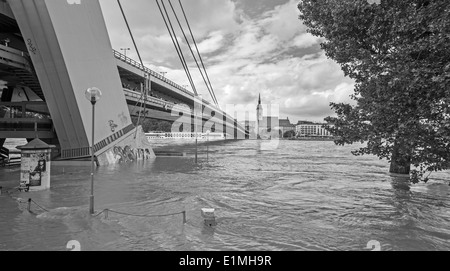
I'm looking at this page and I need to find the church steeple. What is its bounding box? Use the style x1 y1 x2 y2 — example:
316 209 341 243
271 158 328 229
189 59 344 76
257 94 263 118
256 94 263 139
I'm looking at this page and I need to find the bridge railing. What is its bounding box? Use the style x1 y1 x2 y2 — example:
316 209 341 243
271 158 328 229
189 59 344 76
123 88 192 115
0 101 49 118
0 117 55 140
113 50 195 97
112 49 247 134
0 44 31 71
113 49 225 108
0 147 8 159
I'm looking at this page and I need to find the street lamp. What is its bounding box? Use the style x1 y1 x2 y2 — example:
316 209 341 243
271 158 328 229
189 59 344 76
206 130 211 162
85 87 102 215
120 47 130 57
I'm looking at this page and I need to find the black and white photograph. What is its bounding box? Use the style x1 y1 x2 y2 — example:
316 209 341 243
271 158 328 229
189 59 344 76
0 0 449 255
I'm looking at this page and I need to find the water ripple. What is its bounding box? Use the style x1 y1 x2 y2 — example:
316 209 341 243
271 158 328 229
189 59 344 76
1 140 449 251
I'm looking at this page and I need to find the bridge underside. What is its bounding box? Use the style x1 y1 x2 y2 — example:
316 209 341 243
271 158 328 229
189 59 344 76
0 0 248 161
5 0 134 160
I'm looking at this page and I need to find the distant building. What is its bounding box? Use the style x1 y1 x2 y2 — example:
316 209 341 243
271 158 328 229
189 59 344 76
256 95 281 139
297 120 315 125
278 118 296 135
296 123 334 137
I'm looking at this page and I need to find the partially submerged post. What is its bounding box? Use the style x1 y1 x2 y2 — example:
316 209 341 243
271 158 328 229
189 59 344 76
27 198 32 212
202 208 217 227
17 138 55 192
206 130 210 162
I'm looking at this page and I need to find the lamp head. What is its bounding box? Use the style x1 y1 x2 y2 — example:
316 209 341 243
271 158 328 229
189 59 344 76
85 87 102 104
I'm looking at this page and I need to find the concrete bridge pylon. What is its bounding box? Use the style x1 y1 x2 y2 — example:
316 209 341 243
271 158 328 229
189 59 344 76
8 0 141 161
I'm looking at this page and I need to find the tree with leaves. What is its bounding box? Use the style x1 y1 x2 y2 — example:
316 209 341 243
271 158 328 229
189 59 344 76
132 117 173 133
298 0 450 183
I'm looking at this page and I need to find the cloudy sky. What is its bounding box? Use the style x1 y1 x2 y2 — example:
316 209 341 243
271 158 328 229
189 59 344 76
99 0 355 123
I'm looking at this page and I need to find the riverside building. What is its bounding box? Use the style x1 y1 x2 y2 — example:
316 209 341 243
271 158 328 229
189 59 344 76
296 123 334 137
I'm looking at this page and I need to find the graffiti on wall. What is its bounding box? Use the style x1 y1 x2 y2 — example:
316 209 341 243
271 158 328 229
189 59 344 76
110 145 152 164
27 39 37 55
109 120 118 132
118 112 128 126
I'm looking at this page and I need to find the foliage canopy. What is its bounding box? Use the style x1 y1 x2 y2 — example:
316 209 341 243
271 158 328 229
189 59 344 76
298 0 450 182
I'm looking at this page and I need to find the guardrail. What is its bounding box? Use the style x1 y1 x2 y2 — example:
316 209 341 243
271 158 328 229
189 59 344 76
0 118 54 140
0 147 21 167
0 45 31 71
113 49 195 97
146 132 226 139
0 147 8 158
0 101 49 118
112 50 232 116
112 49 248 134
123 88 192 115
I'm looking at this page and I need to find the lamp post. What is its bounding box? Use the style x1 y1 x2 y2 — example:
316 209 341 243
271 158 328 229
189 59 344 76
85 87 102 215
195 128 198 164
194 96 202 164
206 130 210 162
120 47 130 57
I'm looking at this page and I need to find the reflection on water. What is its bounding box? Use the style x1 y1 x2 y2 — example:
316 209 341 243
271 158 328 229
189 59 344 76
0 140 449 251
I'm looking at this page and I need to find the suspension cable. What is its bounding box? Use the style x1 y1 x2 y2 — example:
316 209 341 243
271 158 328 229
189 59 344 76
117 0 144 66
177 0 219 106
156 0 198 96
157 0 196 95
167 0 218 106
117 0 150 134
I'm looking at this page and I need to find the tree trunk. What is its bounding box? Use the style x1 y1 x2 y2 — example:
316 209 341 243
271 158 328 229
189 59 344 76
390 143 411 175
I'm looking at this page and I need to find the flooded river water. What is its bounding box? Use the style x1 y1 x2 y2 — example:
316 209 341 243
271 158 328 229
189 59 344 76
0 139 449 251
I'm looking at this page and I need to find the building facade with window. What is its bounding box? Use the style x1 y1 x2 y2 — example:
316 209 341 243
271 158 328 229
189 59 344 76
278 118 296 135
296 123 334 137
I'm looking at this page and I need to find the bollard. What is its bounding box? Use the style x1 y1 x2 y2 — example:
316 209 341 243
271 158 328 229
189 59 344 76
27 198 32 212
182 211 187 224
104 209 109 219
201 208 217 227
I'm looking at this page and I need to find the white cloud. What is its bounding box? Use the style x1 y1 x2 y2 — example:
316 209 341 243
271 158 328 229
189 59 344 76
100 0 355 122
100 0 240 65
259 0 306 41
292 33 321 49
196 31 225 54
